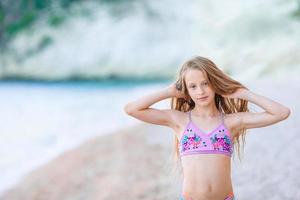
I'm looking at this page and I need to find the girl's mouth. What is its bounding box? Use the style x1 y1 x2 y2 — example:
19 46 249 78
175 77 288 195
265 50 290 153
197 96 208 101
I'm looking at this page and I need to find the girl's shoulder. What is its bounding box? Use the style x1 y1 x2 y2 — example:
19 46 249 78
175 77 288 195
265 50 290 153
223 112 245 137
169 109 190 130
165 110 189 137
170 109 189 120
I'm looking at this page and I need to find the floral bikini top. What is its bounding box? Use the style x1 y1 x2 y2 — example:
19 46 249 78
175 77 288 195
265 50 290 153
179 110 234 157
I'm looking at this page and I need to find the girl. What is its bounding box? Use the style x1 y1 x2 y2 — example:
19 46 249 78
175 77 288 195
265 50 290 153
124 56 290 200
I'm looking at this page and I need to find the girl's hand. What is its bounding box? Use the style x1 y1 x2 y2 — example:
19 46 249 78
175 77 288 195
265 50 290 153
222 88 250 100
166 82 187 100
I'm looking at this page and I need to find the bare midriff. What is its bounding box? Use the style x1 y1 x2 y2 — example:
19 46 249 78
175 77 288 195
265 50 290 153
181 154 233 200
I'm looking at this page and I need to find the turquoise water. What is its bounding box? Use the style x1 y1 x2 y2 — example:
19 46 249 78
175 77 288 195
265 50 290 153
0 78 170 88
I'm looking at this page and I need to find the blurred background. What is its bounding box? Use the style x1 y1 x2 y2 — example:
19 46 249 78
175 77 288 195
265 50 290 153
0 0 299 199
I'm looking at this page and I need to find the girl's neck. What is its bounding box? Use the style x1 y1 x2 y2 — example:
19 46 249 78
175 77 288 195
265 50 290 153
192 103 220 118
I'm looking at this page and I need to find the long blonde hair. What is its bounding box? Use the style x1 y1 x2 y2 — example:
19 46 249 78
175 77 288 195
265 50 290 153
170 56 249 174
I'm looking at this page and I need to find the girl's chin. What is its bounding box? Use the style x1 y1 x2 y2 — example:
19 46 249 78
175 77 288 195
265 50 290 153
195 98 213 105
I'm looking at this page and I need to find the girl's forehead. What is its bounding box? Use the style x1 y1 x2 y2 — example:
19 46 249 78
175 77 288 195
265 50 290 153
184 69 207 83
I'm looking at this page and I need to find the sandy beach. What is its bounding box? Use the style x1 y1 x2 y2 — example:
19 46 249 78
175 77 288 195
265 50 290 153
1 80 300 200
1 123 182 200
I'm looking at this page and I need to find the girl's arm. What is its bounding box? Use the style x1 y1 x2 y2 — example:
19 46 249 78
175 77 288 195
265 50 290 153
124 83 186 128
225 88 291 130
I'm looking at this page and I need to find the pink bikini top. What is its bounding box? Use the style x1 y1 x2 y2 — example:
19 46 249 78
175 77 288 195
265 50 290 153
179 110 234 157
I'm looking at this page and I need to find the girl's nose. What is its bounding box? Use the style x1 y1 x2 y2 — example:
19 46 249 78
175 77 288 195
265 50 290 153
197 87 205 94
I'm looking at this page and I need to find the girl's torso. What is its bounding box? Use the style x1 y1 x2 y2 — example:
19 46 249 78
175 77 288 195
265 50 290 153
172 110 236 200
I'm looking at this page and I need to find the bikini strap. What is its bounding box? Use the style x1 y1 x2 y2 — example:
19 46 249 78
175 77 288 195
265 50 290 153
220 112 224 123
188 110 192 122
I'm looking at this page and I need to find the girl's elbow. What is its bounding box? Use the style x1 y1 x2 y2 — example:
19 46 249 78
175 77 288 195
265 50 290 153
124 103 144 116
284 107 291 119
280 107 291 120
124 103 135 115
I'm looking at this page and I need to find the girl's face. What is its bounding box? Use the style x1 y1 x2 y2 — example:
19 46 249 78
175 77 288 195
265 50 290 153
184 69 215 107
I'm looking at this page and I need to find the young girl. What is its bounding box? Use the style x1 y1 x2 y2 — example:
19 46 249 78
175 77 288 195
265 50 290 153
124 56 290 200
